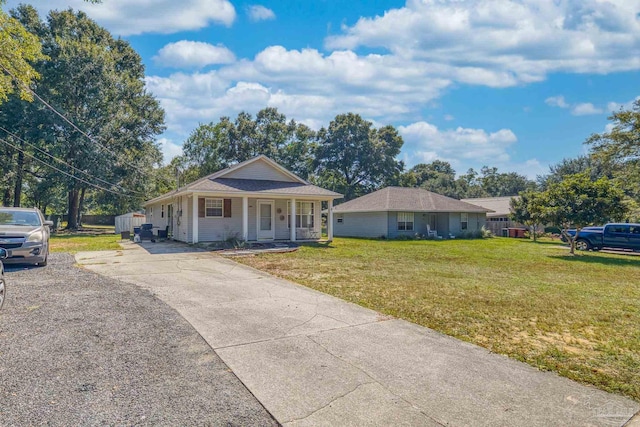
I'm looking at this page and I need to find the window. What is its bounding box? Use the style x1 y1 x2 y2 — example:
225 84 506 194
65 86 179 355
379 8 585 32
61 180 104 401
397 212 414 231
461 213 468 230
205 198 223 217
287 201 315 229
608 225 628 234
149 206 153 218
161 204 165 218
337 217 343 223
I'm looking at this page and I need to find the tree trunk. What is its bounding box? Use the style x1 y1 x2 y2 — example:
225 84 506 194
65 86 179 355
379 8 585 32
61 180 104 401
67 189 80 230
560 229 576 255
77 187 86 227
2 188 11 207
13 149 24 207
532 224 537 242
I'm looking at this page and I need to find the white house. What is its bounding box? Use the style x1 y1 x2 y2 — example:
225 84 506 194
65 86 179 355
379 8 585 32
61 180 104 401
144 155 342 243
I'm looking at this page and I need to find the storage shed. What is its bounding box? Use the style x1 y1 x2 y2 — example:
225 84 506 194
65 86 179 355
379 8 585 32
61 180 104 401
115 212 146 234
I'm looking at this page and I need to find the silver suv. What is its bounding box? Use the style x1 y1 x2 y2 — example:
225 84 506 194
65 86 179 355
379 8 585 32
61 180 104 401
0 207 52 266
0 248 6 309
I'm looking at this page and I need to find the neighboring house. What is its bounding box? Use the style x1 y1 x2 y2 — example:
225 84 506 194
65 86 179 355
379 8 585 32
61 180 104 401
333 187 492 239
461 196 522 235
144 155 342 243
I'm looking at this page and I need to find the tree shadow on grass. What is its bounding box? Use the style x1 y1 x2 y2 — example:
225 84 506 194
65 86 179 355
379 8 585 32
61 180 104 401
298 241 336 249
548 252 640 267
518 239 567 247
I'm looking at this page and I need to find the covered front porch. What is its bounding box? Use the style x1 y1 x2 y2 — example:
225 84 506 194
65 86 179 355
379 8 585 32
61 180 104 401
178 194 335 244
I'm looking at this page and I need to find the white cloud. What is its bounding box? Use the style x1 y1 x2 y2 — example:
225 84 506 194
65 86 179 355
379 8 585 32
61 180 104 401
145 46 453 137
399 121 517 168
545 96 569 109
571 102 604 116
326 0 640 86
607 96 640 112
509 159 547 180
247 5 276 22
546 96 606 115
158 138 183 164
154 41 236 69
6 0 236 36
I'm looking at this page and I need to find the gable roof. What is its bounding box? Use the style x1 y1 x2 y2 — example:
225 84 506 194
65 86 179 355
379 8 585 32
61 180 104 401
144 155 341 205
209 155 307 183
189 178 341 196
461 196 518 217
333 187 492 213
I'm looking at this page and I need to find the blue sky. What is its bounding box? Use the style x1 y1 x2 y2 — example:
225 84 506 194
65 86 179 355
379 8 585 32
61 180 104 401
6 0 640 178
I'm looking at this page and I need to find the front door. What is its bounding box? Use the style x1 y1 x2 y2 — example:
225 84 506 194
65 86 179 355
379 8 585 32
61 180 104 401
257 200 275 240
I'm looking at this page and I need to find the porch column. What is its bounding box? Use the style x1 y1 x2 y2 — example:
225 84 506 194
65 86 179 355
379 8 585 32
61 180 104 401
242 196 249 241
290 198 296 241
192 194 199 244
328 199 334 241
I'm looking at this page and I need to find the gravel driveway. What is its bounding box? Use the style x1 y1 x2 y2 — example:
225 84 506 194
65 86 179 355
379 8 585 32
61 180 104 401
0 253 278 426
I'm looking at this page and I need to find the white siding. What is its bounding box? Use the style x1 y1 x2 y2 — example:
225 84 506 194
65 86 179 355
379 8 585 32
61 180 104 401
146 202 168 230
224 159 296 182
198 197 243 241
333 212 388 238
186 197 193 243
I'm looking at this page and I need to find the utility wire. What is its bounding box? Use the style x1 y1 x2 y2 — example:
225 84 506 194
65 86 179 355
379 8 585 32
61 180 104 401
0 136 135 198
0 125 146 195
1 63 122 159
0 63 156 177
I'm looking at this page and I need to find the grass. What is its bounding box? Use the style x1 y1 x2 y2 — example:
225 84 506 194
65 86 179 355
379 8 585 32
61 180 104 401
49 232 121 254
236 237 640 401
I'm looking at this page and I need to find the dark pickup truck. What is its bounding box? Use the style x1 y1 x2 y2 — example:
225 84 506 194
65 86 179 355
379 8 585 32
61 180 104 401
566 223 640 251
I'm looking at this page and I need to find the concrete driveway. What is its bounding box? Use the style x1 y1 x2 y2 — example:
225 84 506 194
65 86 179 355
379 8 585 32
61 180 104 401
77 241 639 426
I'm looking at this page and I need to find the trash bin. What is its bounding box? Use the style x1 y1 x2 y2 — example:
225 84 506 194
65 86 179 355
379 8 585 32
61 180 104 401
157 229 167 239
133 226 141 235
120 230 131 240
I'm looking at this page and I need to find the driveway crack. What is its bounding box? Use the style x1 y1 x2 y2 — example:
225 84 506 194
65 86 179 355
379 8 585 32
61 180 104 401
283 382 375 424
306 335 446 427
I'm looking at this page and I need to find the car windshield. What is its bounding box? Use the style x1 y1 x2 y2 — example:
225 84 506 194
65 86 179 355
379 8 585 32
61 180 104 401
0 210 42 226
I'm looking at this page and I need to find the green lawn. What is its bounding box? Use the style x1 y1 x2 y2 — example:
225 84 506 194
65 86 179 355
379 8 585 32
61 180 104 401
237 237 640 401
50 232 121 254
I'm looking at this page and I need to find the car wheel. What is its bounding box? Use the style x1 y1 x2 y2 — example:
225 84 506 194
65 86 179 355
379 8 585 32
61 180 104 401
0 279 5 310
37 246 48 267
575 239 591 251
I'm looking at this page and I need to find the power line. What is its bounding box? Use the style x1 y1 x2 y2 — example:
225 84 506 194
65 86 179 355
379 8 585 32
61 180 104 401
1 63 121 159
0 136 136 198
0 125 146 196
0 62 154 177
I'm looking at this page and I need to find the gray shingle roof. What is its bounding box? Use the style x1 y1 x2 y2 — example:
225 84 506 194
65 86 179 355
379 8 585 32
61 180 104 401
191 178 342 197
461 196 517 217
334 187 492 213
144 155 342 205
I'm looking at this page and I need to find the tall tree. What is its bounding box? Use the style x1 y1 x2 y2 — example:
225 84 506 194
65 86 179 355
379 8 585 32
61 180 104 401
479 166 536 197
182 108 315 181
7 6 164 226
510 191 545 241
0 0 45 104
587 99 640 203
401 161 459 197
540 173 626 255
314 113 403 200
538 155 611 190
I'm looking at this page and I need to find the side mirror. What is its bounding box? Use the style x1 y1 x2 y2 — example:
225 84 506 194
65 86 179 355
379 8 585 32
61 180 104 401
0 248 7 260
44 220 54 227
